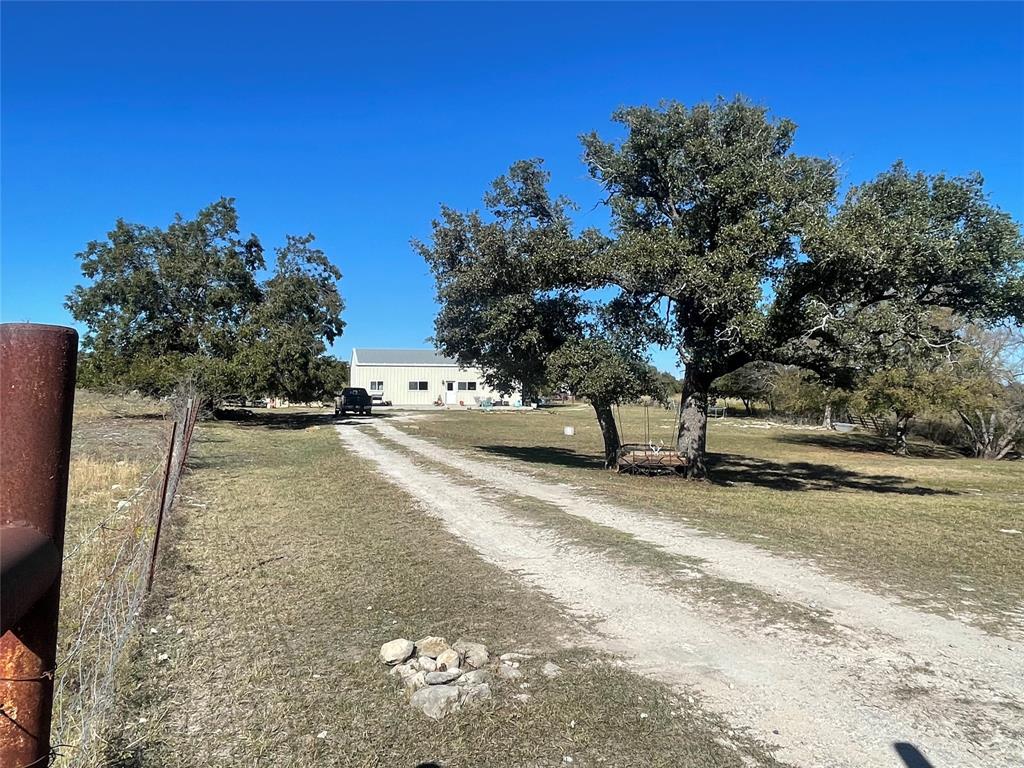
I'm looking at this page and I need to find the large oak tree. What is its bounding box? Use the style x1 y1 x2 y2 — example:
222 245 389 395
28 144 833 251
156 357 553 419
583 98 1023 477
67 199 346 401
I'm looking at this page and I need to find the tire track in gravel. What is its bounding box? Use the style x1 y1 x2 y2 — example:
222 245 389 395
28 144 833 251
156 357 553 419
337 422 1023 768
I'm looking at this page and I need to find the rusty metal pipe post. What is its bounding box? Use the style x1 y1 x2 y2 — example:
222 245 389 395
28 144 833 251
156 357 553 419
146 421 178 593
0 323 78 767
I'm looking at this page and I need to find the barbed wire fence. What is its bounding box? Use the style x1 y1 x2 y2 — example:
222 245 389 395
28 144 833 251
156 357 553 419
50 390 200 767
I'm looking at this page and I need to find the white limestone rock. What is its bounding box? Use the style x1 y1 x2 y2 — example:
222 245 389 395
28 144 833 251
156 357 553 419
541 661 563 678
380 639 414 665
460 683 492 707
425 669 462 685
415 636 451 658
409 685 461 720
456 669 492 686
435 648 462 670
453 639 490 669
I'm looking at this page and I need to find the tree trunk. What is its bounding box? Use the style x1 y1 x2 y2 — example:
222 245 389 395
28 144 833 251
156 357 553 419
893 413 911 456
676 370 710 479
742 398 752 416
957 408 1021 460
592 401 621 469
822 403 833 429
520 381 536 407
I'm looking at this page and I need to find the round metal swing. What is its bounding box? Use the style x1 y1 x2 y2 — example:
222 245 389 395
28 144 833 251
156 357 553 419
614 394 689 475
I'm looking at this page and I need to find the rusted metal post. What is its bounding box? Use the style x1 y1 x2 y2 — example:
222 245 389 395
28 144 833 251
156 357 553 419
146 421 178 592
0 323 78 767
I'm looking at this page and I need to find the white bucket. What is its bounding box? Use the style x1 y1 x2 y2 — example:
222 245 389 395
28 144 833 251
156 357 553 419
563 426 575 436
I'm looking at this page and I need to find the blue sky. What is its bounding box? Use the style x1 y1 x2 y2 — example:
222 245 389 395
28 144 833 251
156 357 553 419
3 2 1022 374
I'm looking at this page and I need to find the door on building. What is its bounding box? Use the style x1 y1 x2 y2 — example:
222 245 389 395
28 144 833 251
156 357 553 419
445 381 457 405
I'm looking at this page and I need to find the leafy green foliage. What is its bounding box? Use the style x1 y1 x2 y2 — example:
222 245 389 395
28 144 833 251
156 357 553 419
781 162 1024 371
318 357 352 399
417 160 661 465
711 362 774 414
650 367 683 397
851 364 956 454
67 200 345 401
234 234 345 402
547 338 662 408
415 161 589 401
582 97 837 383
580 97 837 476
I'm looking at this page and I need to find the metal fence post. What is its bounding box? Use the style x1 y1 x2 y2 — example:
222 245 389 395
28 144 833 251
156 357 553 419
146 421 178 593
1 323 78 767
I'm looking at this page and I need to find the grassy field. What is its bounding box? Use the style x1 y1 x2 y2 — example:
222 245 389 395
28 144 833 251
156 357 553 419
106 410 780 768
393 405 1024 636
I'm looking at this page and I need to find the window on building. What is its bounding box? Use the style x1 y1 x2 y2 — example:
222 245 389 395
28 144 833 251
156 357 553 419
457 381 478 391
369 381 383 391
408 381 428 391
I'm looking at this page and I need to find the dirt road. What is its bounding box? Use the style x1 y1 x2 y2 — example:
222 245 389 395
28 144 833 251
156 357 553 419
336 420 1024 768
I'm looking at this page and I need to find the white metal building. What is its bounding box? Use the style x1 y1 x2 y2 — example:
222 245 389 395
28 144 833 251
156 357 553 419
349 348 520 407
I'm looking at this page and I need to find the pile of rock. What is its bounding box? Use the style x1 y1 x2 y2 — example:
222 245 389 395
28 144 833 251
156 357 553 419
379 635 558 720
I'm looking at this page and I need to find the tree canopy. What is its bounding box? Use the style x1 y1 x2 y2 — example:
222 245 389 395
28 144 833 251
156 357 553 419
67 198 347 402
581 98 1023 476
415 160 588 401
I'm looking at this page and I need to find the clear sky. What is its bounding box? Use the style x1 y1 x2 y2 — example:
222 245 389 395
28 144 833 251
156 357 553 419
2 2 1022 373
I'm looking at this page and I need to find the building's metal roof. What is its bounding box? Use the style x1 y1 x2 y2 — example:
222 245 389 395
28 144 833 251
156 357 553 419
353 348 460 366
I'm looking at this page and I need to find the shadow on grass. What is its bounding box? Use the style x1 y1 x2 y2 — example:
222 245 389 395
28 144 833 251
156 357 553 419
476 445 955 496
776 432 965 459
214 408 403 430
706 454 956 495
478 444 606 470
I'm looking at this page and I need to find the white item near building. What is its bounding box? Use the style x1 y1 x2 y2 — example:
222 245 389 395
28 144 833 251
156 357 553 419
350 348 521 407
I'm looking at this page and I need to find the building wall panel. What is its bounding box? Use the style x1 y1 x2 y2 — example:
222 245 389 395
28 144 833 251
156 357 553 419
350 363 517 406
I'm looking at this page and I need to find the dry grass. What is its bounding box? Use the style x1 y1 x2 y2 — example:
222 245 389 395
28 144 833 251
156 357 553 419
72 390 169 426
393 405 1024 636
105 411 781 768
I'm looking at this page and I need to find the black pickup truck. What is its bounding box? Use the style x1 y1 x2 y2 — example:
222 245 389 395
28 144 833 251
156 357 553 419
336 387 373 416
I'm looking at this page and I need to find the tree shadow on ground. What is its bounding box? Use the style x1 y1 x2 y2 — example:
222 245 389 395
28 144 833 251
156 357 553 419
476 444 955 495
214 408 401 430
706 453 956 495
775 432 965 459
477 444 606 470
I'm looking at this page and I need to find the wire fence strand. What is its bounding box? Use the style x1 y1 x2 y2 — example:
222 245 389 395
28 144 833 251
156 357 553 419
51 393 199 767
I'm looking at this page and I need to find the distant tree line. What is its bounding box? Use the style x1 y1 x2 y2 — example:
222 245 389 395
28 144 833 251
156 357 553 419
67 198 348 405
418 97 1024 474
713 323 1024 459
